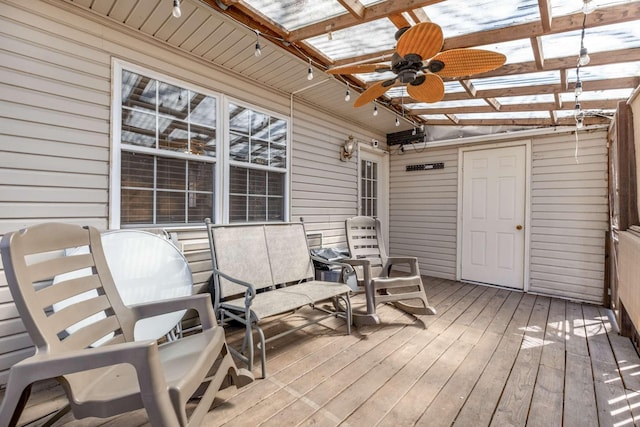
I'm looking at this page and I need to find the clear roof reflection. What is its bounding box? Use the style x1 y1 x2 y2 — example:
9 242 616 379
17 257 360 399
244 0 344 30
306 19 399 61
550 0 635 16
422 0 541 38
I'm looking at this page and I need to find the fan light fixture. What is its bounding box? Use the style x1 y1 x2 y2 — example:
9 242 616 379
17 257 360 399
340 135 355 161
172 0 181 18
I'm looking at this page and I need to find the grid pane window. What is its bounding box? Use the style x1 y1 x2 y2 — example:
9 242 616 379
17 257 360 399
119 69 216 226
361 159 378 217
228 103 288 223
229 167 285 222
116 66 288 226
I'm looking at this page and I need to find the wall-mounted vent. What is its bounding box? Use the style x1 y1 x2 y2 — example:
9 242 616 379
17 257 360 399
406 162 444 172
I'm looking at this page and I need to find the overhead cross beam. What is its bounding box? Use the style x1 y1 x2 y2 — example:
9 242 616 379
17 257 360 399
332 3 640 67
287 0 445 41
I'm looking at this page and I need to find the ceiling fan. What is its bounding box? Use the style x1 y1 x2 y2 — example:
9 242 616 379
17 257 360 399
326 22 506 107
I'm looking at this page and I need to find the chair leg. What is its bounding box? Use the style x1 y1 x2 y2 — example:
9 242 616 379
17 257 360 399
245 321 254 374
254 325 267 378
0 381 31 427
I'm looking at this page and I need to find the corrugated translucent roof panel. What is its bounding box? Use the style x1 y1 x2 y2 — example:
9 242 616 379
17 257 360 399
551 0 636 17
305 19 399 60
578 62 640 80
419 114 451 121
471 71 559 90
356 70 396 83
542 22 640 59
455 111 550 120
244 0 345 30
476 39 535 64
560 88 634 102
408 99 489 109
421 0 541 38
497 94 556 104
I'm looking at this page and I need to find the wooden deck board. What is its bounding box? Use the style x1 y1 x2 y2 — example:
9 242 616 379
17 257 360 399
564 302 599 427
583 304 637 426
4 278 640 427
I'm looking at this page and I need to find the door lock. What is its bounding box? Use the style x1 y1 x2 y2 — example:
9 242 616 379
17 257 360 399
516 225 523 230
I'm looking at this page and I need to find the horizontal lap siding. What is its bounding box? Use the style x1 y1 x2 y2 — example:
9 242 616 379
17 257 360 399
290 101 384 248
0 0 378 386
530 131 608 303
388 130 609 302
1 2 113 386
389 147 459 279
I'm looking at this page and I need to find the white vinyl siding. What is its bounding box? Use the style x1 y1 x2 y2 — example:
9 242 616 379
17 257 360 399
389 147 459 278
529 131 609 303
0 0 385 386
389 130 608 304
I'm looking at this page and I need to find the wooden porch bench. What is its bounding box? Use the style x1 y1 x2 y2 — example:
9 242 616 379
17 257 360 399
205 219 352 378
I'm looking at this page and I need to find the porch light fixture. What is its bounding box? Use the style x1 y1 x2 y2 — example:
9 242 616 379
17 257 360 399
574 80 583 96
340 135 355 161
344 82 351 102
307 58 313 80
578 47 590 66
373 103 378 116
575 4 590 131
582 0 596 14
395 116 400 127
172 0 182 18
254 31 262 57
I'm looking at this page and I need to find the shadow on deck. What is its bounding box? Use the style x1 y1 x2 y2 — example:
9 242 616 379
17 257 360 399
4 277 640 426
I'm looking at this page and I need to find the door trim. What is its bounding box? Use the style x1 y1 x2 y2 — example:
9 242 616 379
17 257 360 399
358 144 389 244
455 140 532 291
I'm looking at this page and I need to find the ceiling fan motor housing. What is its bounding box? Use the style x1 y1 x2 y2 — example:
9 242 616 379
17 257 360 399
398 69 418 83
393 53 423 83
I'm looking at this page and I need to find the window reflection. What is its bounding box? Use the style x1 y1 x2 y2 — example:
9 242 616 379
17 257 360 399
120 69 217 226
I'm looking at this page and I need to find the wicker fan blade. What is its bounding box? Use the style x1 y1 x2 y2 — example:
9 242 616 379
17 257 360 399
354 80 393 107
407 74 445 103
431 49 506 78
326 63 391 75
396 22 443 60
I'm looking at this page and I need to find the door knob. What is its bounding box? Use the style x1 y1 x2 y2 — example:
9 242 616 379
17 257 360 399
516 225 523 230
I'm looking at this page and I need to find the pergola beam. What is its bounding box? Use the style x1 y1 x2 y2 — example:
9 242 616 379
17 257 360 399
338 0 366 19
287 0 445 41
332 3 639 66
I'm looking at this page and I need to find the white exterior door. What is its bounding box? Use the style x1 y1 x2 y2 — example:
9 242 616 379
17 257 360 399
461 145 526 289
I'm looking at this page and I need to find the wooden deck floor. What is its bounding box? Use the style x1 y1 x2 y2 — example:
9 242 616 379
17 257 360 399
5 278 640 426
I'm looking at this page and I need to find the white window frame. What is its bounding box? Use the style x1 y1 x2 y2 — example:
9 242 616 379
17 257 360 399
222 97 290 223
110 59 291 228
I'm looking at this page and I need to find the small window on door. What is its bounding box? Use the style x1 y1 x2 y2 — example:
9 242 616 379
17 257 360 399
361 159 378 217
